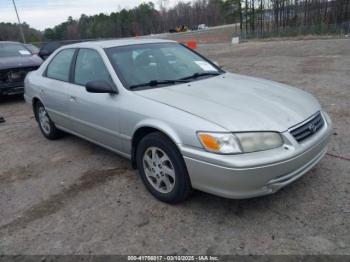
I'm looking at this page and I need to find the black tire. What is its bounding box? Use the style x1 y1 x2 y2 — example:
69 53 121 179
136 132 192 204
35 101 64 140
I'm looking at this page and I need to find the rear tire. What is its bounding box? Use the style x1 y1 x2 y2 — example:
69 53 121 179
35 101 64 140
136 132 192 204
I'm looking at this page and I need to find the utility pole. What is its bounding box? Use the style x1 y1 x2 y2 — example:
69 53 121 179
12 0 26 43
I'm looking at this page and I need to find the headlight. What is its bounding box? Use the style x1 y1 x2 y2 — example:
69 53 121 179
235 132 283 153
197 132 283 154
197 132 242 154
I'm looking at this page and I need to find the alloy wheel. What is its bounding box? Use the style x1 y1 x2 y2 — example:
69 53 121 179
142 147 176 194
38 106 51 135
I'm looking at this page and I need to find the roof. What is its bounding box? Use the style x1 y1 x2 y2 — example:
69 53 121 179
66 38 176 49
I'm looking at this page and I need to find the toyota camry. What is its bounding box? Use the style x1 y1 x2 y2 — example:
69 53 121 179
24 39 332 203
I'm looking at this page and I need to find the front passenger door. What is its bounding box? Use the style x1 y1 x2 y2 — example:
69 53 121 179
67 48 123 152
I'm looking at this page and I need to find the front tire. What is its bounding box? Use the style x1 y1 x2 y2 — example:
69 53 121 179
35 101 63 140
136 132 192 204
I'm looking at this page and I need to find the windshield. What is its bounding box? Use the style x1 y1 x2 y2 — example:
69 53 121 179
25 44 39 54
105 42 222 89
0 43 32 58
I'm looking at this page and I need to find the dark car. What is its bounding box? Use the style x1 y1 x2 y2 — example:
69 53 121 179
38 40 88 61
38 41 63 60
0 41 43 96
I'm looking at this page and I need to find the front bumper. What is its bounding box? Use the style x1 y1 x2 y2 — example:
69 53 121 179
0 82 24 96
181 111 333 199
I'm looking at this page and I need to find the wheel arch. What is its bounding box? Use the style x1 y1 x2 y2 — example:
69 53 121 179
130 121 183 169
32 97 42 121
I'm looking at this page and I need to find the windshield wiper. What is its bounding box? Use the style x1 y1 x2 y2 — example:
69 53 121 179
129 79 189 89
179 72 221 81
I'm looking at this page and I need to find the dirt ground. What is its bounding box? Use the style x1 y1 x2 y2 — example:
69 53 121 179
0 38 349 255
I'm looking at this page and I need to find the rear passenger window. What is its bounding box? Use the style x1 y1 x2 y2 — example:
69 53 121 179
46 49 75 82
74 49 111 86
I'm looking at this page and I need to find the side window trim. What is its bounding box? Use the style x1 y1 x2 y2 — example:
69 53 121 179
69 48 79 83
43 48 77 83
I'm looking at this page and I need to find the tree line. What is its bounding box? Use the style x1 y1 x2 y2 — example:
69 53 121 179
41 0 350 41
43 1 234 41
1 0 349 43
0 22 41 42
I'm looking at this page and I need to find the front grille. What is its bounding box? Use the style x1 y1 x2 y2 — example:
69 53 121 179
290 112 324 143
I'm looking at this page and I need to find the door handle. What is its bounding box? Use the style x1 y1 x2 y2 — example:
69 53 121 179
70 96 77 102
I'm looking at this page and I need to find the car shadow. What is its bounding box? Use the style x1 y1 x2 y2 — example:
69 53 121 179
0 94 25 105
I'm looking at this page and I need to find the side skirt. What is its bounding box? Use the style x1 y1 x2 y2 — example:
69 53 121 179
56 124 132 160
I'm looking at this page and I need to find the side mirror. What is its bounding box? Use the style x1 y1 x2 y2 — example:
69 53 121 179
85 80 118 94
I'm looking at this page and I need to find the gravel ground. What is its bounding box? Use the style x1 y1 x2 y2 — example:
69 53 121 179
0 38 349 255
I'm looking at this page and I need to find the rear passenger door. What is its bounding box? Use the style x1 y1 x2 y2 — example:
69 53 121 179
67 48 123 152
41 48 76 129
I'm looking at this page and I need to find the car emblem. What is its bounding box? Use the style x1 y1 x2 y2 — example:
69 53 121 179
308 123 317 133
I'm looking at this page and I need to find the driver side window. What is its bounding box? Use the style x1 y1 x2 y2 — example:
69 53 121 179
74 49 111 86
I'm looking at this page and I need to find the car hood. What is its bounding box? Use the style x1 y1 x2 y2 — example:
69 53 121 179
0 55 42 70
136 73 321 132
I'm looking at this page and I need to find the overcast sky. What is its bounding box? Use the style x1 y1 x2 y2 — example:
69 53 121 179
0 0 182 31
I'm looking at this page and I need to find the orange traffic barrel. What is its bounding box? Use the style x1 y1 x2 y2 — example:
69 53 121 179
187 40 197 49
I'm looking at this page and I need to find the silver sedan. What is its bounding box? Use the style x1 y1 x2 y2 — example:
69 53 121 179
24 39 332 203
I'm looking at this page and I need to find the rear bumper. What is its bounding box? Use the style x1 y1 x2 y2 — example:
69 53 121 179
181 112 332 199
